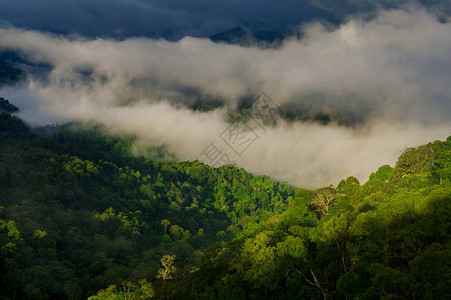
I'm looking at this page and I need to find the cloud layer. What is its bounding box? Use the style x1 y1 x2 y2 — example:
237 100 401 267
0 7 450 188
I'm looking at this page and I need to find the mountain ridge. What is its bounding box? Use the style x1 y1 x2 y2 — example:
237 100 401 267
209 26 285 48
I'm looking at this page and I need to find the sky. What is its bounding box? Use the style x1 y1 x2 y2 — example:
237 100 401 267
0 0 449 38
0 1 450 188
0 0 332 38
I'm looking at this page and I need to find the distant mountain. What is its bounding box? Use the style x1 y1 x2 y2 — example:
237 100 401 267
209 26 284 48
0 60 25 86
0 97 19 113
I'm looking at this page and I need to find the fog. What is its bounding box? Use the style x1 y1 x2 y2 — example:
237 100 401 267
0 6 450 188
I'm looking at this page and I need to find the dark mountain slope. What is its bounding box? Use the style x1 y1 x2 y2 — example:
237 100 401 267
209 26 284 48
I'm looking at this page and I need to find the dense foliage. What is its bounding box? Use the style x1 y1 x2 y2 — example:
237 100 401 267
0 111 293 299
0 109 450 299
190 142 451 299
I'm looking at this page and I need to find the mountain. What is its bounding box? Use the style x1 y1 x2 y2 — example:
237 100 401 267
0 97 19 113
209 26 284 48
0 101 450 299
0 106 296 299
0 60 25 87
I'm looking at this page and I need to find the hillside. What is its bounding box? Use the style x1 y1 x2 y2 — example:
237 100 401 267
0 111 295 299
0 108 450 299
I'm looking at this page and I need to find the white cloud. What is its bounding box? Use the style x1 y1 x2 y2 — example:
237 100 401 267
0 7 450 188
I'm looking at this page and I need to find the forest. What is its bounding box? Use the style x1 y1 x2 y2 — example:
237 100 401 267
0 101 450 299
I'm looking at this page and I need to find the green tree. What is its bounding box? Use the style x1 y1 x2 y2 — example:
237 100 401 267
160 219 171 234
393 145 435 181
157 255 176 281
169 225 184 240
309 186 337 216
88 279 154 300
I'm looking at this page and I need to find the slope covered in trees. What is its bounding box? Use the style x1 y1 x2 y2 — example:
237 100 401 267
0 108 450 299
0 111 294 299
189 143 451 299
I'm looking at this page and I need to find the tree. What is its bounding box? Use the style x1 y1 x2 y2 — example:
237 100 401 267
157 255 176 282
88 279 154 300
369 165 393 182
160 219 171 234
309 186 337 216
289 262 328 300
393 145 435 181
169 225 184 239
337 176 360 196
238 232 277 289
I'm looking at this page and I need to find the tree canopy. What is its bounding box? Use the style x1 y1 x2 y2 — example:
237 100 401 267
0 108 450 299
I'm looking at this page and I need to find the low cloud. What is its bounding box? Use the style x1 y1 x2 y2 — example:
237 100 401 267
0 7 450 188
